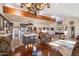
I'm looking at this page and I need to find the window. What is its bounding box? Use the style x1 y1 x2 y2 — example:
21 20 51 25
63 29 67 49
56 21 63 30
0 14 4 30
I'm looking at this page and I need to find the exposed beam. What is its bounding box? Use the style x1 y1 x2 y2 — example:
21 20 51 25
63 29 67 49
3 6 55 22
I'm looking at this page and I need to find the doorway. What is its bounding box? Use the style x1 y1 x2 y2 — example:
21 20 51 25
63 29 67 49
70 26 75 39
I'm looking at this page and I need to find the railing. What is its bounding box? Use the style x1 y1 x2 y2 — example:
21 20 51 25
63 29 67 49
0 13 13 56
0 37 12 56
0 13 13 30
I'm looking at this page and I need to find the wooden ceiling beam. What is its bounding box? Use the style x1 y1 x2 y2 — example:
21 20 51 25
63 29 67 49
3 6 55 22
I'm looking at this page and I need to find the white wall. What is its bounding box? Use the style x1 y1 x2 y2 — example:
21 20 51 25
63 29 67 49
63 16 79 37
12 22 20 38
0 3 3 15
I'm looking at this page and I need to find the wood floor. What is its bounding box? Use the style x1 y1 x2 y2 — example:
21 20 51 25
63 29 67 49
13 43 62 56
0 36 79 56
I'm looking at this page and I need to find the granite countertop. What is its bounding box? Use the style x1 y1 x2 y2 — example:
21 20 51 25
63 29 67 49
23 33 38 37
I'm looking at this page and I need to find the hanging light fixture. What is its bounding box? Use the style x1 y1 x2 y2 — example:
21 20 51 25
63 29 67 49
20 3 50 16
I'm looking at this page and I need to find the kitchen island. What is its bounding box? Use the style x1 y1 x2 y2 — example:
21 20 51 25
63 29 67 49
22 33 38 45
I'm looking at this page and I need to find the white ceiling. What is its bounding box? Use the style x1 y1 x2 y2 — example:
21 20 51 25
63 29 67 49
3 3 79 18
40 3 79 17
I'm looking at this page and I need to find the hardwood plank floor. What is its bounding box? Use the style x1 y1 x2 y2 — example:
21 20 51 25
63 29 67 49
13 43 62 56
